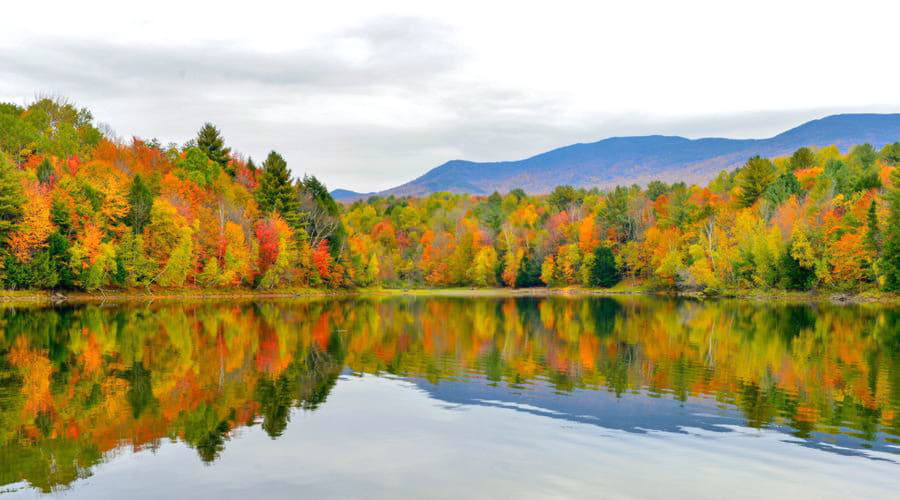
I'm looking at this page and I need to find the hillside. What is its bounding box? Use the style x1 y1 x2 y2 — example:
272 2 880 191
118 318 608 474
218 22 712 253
334 113 900 200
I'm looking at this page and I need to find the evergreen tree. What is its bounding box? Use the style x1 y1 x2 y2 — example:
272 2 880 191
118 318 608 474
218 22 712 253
256 151 303 231
50 198 71 236
880 142 900 166
882 168 900 291
28 250 58 289
47 232 74 288
36 158 54 185
865 200 880 255
779 245 814 290
515 253 543 287
196 123 232 174
737 156 776 208
127 174 154 234
298 174 342 252
789 146 816 171
0 155 24 242
115 233 155 287
589 246 620 288
763 172 803 206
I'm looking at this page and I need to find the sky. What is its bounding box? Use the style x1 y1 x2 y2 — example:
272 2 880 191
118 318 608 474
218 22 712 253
2 1 900 192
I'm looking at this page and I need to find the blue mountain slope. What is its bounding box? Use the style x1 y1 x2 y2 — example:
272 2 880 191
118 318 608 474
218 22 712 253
333 113 900 200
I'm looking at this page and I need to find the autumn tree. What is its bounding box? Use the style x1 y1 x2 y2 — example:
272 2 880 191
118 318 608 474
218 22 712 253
177 147 221 187
297 175 342 252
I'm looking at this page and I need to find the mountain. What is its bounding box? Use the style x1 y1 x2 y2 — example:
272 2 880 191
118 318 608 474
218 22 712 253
332 113 900 200
330 188 375 200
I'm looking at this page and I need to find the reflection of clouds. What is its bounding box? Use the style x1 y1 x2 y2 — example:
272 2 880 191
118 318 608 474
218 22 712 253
414 376 900 465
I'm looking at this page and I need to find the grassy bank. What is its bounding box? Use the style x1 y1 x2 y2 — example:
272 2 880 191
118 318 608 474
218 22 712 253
0 285 897 305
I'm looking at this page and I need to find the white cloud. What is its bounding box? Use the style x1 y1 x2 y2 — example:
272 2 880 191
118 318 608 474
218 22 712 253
2 0 899 191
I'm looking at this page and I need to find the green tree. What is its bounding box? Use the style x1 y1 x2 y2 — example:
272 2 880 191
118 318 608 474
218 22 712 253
882 168 900 291
0 154 24 242
298 175 343 253
823 159 852 196
789 147 816 171
36 159 54 185
115 233 155 287
880 142 900 166
849 143 877 171
779 245 814 290
176 147 221 187
547 185 579 212
50 199 71 236
763 172 803 207
157 227 193 287
737 156 776 208
48 232 75 288
196 123 232 174
589 246 620 288
865 200 880 254
127 174 154 234
645 180 670 201
256 151 302 231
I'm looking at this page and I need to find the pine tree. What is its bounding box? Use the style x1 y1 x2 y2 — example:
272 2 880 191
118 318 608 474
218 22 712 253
789 147 815 171
589 246 620 288
0 155 24 242
196 123 232 174
256 151 303 231
36 158 54 185
865 200 880 254
737 156 776 208
127 174 154 234
882 168 900 291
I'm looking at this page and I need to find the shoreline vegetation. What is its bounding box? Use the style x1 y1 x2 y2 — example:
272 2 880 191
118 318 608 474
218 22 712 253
0 98 898 300
1 286 897 305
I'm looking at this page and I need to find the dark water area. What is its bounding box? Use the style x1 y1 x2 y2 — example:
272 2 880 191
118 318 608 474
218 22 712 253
0 296 898 498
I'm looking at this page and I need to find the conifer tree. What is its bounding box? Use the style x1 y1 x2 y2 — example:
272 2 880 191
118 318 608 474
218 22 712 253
196 123 231 173
127 175 154 234
589 246 620 288
865 199 880 254
882 168 900 291
789 146 816 171
0 155 24 242
256 151 303 231
36 158 54 185
737 156 776 208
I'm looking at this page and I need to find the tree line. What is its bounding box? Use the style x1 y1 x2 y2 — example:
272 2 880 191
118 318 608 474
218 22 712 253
0 97 898 293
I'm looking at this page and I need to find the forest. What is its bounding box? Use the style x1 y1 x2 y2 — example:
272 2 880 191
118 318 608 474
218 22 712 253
0 97 899 294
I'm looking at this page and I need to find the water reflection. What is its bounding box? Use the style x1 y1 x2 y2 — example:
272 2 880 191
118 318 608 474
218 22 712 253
0 297 898 493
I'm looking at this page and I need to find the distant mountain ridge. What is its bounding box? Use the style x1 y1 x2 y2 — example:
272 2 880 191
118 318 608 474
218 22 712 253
332 113 900 201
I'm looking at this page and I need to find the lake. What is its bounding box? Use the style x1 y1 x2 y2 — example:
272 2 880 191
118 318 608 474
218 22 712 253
0 296 898 498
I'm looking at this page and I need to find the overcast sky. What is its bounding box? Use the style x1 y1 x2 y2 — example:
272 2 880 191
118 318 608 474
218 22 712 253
3 1 900 192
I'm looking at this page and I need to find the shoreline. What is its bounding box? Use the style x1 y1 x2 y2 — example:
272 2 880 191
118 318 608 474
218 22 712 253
0 287 897 305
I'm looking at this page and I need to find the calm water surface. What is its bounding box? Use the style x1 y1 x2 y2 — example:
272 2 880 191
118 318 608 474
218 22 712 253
0 296 898 498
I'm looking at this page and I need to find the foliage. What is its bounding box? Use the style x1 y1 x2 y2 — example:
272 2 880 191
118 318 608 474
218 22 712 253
589 246 620 288
0 97 895 293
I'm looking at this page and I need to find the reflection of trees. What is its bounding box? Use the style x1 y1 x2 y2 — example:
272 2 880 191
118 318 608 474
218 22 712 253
0 298 897 491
